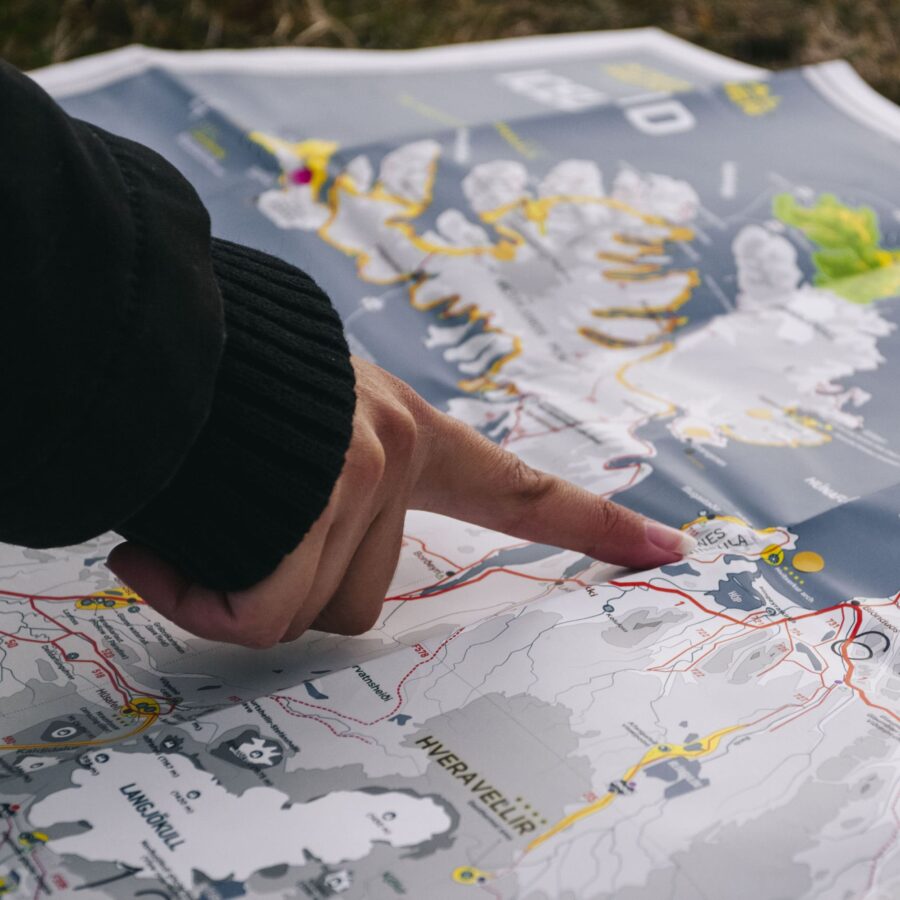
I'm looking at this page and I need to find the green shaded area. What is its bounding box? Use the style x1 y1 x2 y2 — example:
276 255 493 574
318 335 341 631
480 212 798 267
1 1 898 103
774 193 900 304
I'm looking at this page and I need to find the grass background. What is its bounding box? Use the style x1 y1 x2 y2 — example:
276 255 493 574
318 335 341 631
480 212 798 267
2 0 898 102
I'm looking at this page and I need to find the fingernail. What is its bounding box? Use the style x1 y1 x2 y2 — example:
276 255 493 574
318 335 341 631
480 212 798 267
644 521 697 558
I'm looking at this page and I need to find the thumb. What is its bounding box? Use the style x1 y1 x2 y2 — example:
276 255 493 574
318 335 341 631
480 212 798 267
415 412 696 570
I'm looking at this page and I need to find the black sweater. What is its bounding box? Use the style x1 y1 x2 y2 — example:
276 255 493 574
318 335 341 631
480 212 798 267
0 60 356 590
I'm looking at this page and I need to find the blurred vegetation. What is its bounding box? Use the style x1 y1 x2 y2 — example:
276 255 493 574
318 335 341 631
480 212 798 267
2 0 898 101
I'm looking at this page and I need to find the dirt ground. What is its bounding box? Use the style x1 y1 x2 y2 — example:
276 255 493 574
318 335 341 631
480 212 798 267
2 0 898 101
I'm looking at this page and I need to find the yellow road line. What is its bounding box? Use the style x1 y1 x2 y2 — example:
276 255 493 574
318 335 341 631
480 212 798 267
2 714 158 753
526 724 744 853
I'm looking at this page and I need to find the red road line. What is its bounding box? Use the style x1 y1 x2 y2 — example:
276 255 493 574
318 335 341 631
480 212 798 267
273 699 374 744
0 589 111 602
388 566 587 602
274 627 465 727
394 539 535 600
864 786 900 896
771 684 836 732
1 591 169 708
402 536 461 571
26 599 166 702
613 579 900 724
839 605 899 723
755 622 796 679
650 610 765 672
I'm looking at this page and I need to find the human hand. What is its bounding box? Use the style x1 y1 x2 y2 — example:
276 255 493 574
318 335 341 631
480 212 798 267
107 356 695 647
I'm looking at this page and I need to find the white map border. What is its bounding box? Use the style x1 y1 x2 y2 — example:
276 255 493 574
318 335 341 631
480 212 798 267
30 27 762 97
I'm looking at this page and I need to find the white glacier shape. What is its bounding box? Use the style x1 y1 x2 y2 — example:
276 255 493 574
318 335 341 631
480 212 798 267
379 140 441 204
612 168 699 224
733 225 803 305
462 160 529 214
538 159 604 198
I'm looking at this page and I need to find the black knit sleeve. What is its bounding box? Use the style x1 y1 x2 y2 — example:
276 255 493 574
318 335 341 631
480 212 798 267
0 60 357 590
118 239 357 590
0 58 224 547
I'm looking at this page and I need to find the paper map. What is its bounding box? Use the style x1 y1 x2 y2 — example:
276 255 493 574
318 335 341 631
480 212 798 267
2 28 899 899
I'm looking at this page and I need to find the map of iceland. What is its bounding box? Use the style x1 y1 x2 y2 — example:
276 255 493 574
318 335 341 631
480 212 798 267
255 133 898 510
3 31 900 900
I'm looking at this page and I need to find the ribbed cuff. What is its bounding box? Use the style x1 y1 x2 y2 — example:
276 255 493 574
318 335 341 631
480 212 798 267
118 239 356 590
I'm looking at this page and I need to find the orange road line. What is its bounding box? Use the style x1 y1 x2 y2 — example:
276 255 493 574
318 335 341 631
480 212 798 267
3 713 158 753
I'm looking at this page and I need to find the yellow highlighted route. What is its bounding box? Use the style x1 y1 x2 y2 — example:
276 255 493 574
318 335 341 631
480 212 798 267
526 724 744 853
2 712 158 753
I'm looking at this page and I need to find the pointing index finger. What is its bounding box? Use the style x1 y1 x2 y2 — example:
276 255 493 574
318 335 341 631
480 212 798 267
414 410 695 570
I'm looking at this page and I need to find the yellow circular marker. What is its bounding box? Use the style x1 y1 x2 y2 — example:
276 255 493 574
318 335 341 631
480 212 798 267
493 241 517 262
793 551 825 573
452 866 491 885
18 831 48 847
120 697 161 717
747 408 773 420
77 586 143 611
683 426 712 439
761 545 784 566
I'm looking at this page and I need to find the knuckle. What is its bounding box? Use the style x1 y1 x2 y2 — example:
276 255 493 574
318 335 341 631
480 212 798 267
334 599 383 636
363 439 388 487
240 631 281 650
496 453 554 533
235 619 286 650
345 425 387 489
503 453 552 503
317 588 384 636
586 501 624 548
387 373 423 410
379 402 419 461
279 623 310 644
